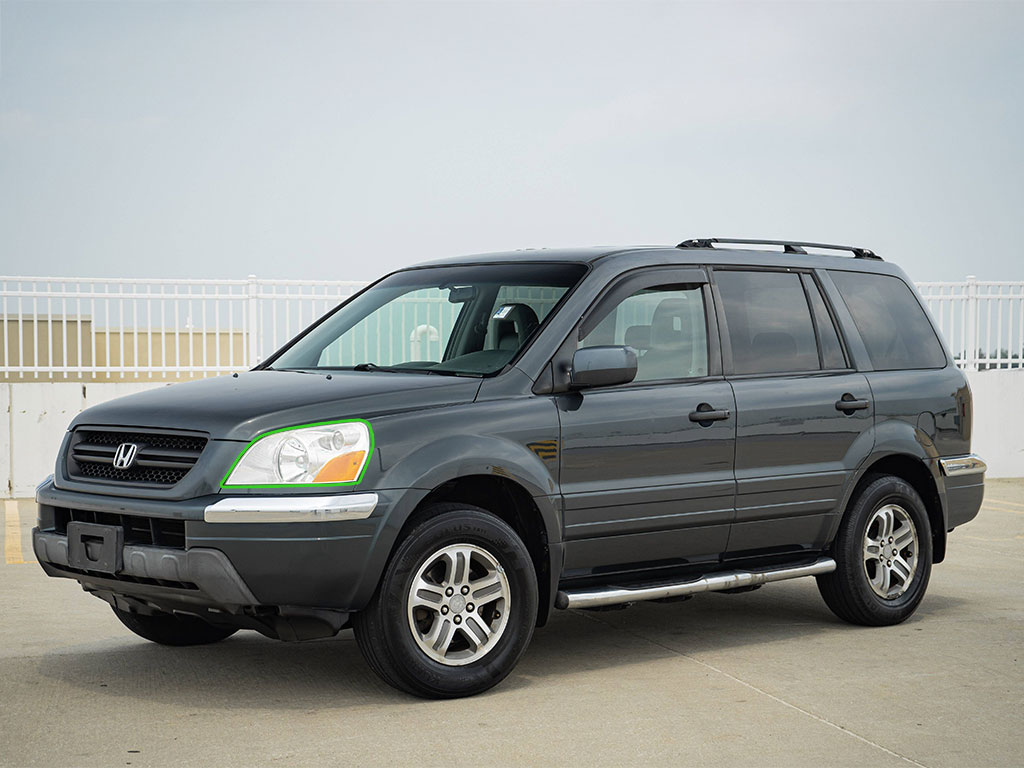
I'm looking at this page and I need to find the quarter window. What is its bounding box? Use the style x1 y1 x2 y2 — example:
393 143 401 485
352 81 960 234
716 270 820 375
579 284 709 381
802 275 848 370
830 271 946 370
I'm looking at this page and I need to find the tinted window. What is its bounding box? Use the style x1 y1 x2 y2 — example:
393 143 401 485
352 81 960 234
716 270 819 374
580 284 708 381
802 274 847 369
830 271 946 370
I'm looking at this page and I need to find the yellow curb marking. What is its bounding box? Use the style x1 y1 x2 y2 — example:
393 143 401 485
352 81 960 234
985 497 1024 508
982 501 1024 515
4 499 27 565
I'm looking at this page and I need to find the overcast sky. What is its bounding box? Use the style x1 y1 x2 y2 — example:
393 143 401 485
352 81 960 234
1 0 1022 283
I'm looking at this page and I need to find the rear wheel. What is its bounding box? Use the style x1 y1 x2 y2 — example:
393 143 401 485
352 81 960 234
112 606 237 646
817 474 932 626
353 504 538 698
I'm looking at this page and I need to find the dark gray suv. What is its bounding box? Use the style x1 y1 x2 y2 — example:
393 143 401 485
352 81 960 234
34 238 986 698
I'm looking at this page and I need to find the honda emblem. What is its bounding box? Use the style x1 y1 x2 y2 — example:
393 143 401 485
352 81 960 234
112 443 139 470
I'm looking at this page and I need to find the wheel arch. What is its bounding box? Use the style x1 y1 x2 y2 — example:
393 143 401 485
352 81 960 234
404 474 558 627
360 434 563 625
838 452 948 564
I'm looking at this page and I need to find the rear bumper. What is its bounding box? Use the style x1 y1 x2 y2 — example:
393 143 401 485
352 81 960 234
939 454 986 529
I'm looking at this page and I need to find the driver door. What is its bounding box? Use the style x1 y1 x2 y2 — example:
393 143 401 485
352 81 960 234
556 268 737 580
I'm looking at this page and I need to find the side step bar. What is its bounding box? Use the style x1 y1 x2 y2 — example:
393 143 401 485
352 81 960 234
555 557 836 610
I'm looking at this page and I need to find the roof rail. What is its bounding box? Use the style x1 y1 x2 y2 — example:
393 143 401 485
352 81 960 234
677 238 881 260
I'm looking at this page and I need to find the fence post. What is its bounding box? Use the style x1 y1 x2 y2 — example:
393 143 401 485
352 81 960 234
246 275 260 368
965 275 978 370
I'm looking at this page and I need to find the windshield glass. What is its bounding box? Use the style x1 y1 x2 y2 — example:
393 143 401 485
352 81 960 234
269 263 587 376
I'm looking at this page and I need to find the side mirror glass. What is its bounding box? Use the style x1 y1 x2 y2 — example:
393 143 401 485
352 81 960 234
570 345 638 389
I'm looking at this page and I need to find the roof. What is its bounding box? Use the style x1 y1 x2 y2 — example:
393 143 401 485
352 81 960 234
407 241 899 276
409 246 651 268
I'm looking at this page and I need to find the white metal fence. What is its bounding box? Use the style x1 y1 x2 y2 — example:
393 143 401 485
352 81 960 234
917 277 1024 370
1 274 1022 380
0 276 363 380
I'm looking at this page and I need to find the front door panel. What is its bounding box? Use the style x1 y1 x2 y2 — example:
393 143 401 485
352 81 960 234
558 380 736 578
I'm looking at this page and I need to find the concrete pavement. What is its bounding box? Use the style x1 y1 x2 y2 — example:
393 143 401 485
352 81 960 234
1 481 1021 767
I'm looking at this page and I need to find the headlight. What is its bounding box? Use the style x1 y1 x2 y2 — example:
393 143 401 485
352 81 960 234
223 420 373 487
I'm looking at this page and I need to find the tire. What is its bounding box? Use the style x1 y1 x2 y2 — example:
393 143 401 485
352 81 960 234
352 504 538 699
817 474 933 626
112 606 238 646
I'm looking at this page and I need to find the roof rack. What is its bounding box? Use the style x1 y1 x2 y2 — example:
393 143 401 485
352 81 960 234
677 238 881 260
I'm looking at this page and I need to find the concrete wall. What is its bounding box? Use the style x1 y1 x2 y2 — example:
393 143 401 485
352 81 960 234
2 371 1022 497
2 381 171 497
965 369 1024 478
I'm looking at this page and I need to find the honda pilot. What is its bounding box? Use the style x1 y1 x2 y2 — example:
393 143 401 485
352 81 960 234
34 238 986 698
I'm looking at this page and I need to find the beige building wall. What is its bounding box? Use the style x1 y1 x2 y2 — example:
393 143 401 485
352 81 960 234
1 318 246 382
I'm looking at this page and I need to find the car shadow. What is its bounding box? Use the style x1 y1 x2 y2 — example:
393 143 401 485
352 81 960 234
37 581 968 707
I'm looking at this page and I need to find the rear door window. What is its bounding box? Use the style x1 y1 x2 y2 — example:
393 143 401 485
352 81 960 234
830 271 946 370
715 270 820 374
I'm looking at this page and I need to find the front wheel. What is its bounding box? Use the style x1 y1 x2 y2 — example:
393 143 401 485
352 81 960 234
353 504 538 698
112 606 237 646
817 474 933 626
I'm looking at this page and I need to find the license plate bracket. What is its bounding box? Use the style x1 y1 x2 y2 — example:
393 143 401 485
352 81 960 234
67 522 124 574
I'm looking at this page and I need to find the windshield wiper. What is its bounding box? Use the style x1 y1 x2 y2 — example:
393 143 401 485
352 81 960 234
351 363 479 378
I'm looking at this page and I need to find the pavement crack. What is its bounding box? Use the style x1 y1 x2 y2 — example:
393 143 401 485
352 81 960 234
577 610 930 768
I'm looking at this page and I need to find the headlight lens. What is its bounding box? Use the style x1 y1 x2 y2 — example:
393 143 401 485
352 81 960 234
223 420 373 487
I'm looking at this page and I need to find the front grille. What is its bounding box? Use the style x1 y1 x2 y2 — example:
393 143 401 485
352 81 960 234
53 507 187 549
67 428 208 487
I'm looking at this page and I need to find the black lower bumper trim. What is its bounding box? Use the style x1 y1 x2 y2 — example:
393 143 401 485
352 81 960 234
33 528 259 606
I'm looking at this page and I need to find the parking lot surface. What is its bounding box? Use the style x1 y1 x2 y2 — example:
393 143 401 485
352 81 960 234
1 480 1021 767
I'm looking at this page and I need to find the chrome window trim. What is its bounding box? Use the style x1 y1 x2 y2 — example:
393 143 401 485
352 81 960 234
204 493 378 523
938 455 987 477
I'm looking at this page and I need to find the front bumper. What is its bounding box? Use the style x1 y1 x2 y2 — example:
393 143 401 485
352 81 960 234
33 529 258 606
34 479 411 611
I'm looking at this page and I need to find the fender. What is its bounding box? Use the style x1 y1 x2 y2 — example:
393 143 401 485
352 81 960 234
824 416 948 555
348 407 565 611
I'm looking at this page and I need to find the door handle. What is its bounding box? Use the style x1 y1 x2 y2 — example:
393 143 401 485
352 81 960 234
835 394 870 412
689 405 731 424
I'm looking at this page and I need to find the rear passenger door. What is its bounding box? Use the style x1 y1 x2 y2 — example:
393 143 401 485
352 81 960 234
712 268 873 560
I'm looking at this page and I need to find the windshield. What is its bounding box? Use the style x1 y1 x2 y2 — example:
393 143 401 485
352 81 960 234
269 263 587 376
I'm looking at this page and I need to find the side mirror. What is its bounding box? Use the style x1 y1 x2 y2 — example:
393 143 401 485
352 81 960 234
570 345 638 389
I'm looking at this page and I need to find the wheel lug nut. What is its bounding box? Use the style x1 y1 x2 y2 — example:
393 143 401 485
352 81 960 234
887 560 892 567
441 605 449 615
453 615 462 624
466 603 474 612
461 586 470 595
445 587 454 596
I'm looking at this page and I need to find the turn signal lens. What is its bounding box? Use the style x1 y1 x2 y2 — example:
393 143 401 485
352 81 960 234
314 450 367 482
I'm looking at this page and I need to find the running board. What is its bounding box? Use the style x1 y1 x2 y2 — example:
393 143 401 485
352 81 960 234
554 557 836 610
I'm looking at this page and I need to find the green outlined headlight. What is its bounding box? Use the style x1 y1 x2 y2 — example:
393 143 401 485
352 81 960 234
222 420 373 488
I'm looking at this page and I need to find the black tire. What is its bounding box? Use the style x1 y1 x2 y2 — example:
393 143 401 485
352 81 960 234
817 474 932 626
112 606 237 646
352 504 538 699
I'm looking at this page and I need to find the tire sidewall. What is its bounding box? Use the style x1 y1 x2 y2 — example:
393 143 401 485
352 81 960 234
377 508 538 697
845 477 933 619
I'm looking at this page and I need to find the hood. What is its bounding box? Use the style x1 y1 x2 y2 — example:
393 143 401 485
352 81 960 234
71 370 482 441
